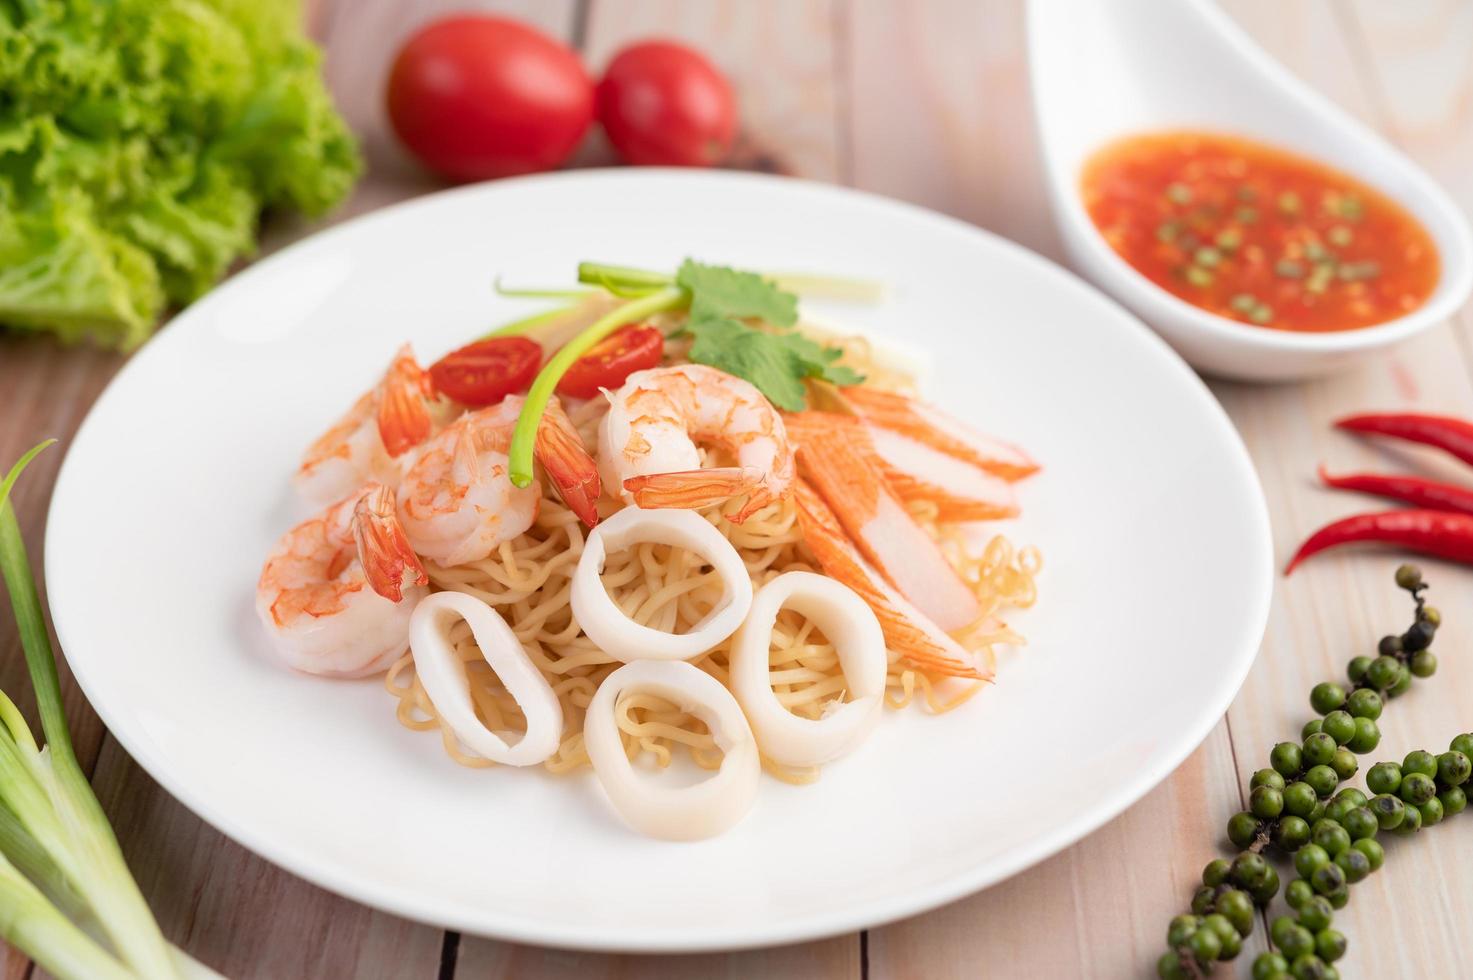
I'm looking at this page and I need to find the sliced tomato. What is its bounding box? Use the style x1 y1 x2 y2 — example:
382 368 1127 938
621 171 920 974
556 323 664 399
429 336 543 406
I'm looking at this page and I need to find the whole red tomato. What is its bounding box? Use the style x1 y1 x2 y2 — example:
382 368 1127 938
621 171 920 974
596 41 737 167
387 16 594 181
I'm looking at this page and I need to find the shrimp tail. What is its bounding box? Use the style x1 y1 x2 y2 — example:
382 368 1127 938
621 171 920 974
623 466 771 519
353 483 428 601
377 345 435 457
537 399 602 528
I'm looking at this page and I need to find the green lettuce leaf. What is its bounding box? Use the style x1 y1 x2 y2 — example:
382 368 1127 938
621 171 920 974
0 0 360 349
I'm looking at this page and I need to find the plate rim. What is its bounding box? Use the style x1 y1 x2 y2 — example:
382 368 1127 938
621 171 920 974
44 167 1273 952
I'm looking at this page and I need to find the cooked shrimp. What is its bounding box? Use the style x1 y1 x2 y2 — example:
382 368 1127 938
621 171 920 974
841 385 1039 482
599 364 795 522
785 415 982 633
397 395 600 566
256 483 429 678
793 480 990 681
295 345 439 505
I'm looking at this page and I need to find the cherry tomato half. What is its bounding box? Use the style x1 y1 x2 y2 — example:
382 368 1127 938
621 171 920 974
556 324 664 399
595 41 737 167
386 16 594 182
430 336 543 406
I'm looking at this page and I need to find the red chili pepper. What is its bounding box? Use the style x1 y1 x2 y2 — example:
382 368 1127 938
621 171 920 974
1285 509 1473 574
1317 465 1473 516
1336 413 1473 468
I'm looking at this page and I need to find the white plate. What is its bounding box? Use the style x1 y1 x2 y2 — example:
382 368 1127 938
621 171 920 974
45 170 1272 952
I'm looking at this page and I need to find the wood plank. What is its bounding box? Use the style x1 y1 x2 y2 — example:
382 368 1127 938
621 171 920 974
1340 0 1473 209
6 2 1468 975
1219 0 1473 971
1210 337 1473 978
860 1 1468 976
1216 2 1473 976
456 2 856 973
1339 0 1473 359
867 730 1263 979
11 3 573 975
843 1 1246 971
843 0 1062 260
0 340 126 980
0 340 123 777
31 740 445 980
1220 2 1473 975
455 936 860 979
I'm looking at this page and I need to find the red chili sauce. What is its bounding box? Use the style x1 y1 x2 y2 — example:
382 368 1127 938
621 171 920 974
1081 131 1439 333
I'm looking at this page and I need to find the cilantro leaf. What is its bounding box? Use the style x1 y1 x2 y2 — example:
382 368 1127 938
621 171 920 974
685 315 864 412
676 259 798 327
795 337 865 388
686 318 808 410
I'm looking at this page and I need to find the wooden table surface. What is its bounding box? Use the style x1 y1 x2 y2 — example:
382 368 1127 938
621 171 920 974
4 1 1472 976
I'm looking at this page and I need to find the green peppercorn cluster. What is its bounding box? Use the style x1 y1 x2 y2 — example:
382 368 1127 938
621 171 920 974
1156 566 1445 980
1248 733 1471 980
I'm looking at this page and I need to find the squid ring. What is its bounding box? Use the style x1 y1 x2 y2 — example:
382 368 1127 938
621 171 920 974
584 660 761 840
571 507 753 662
729 572 887 767
408 590 563 767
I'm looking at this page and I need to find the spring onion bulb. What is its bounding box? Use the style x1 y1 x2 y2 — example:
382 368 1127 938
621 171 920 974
0 442 184 979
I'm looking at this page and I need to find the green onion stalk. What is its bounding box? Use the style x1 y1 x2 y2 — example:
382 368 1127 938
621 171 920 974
0 443 190 979
506 285 687 487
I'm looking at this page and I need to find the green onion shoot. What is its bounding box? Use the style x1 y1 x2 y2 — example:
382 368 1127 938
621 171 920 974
0 442 207 979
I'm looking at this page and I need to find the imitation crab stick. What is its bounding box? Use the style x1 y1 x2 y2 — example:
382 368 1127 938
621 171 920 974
793 480 990 680
790 411 1019 522
841 386 1039 482
789 419 981 632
